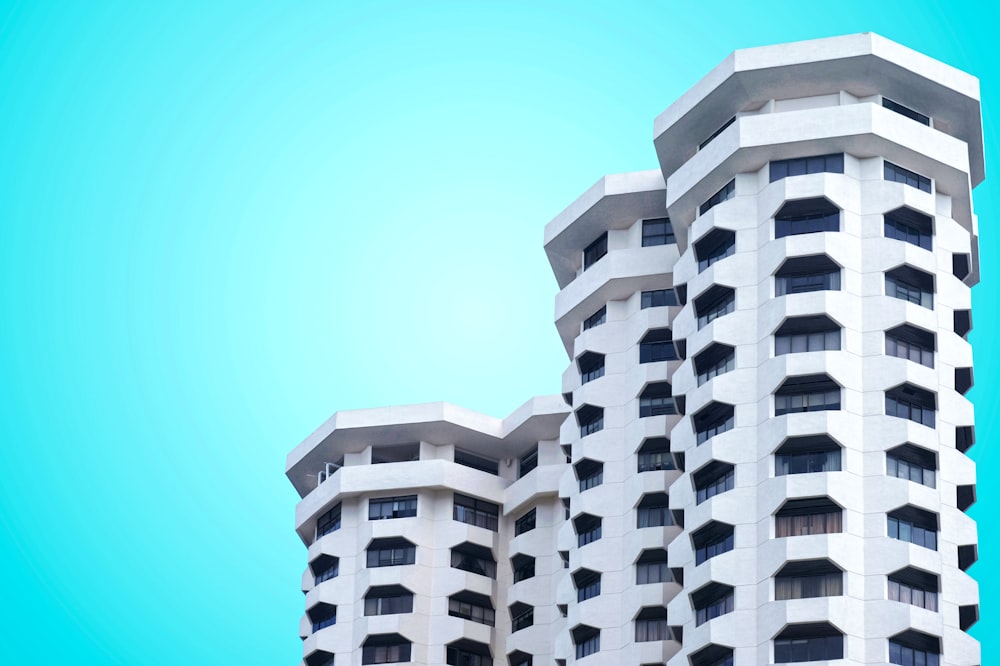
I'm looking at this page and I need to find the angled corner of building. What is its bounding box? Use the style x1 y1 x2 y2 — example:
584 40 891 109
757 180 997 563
290 32 984 666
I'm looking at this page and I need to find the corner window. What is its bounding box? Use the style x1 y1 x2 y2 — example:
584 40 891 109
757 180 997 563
641 288 677 308
775 255 840 295
700 179 735 215
886 265 934 308
888 505 938 550
885 161 931 193
582 306 606 330
450 542 496 578
775 315 840 355
578 351 605 384
884 207 933 249
888 568 939 611
694 461 734 504
583 233 608 270
695 285 735 328
514 509 537 536
775 497 842 537
770 154 844 182
693 521 734 565
574 568 601 602
448 590 495 626
637 437 674 472
453 493 499 531
774 623 843 663
366 538 416 568
885 383 936 427
775 436 841 475
774 559 843 599
694 402 734 444
642 218 675 246
574 513 602 547
365 585 414 616
576 404 604 437
639 382 675 417
634 606 671 642
774 197 840 238
887 444 936 488
576 459 603 492
695 227 735 272
368 495 417 520
362 634 411 665
774 374 840 415
695 343 735 386
693 582 734 626
640 328 677 363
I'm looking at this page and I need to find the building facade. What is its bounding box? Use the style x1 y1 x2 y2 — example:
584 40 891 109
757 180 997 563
287 33 984 665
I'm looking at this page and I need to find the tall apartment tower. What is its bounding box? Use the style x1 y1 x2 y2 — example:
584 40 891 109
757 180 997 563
287 34 984 666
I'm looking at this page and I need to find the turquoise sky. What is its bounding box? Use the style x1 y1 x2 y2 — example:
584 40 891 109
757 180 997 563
1 2 996 663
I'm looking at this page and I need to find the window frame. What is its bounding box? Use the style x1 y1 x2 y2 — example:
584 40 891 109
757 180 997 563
453 493 500 531
368 495 417 521
583 233 608 270
641 218 675 246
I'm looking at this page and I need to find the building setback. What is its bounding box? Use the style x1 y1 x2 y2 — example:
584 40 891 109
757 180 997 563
287 33 983 666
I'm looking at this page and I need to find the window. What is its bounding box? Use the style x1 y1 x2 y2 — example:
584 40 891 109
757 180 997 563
775 497 842 537
308 602 337 632
573 626 600 659
583 233 608 270
699 116 735 149
582 306 606 330
367 538 416 568
518 448 537 477
454 449 499 475
641 288 677 308
637 493 673 528
886 265 934 308
774 623 843 663
316 503 342 540
446 639 491 666
693 522 734 565
888 567 939 611
695 343 735 386
511 554 535 583
888 505 938 550
510 602 534 632
448 591 495 626
885 383 936 427
639 382 675 417
957 425 975 453
508 652 532 666
887 444 936 488
695 228 736 271
775 197 841 238
640 328 677 363
514 509 536 536
559 550 569 569
453 494 499 531
362 634 410 665
311 554 339 585
575 459 603 492
883 98 931 125
635 549 672 584
690 645 734 666
642 218 675 246
369 495 417 520
450 542 496 578
634 607 671 642
575 514 602 547
577 351 605 384
775 315 840 355
365 586 414 616
775 436 841 475
637 437 675 472
694 461 734 504
693 583 734 626
695 285 735 328
774 374 840 415
694 402 734 444
775 255 840 295
305 650 336 666
770 154 844 182
889 631 941 666
371 442 419 464
885 207 933 249
775 560 843 599
885 160 931 192
700 179 735 215
576 404 604 437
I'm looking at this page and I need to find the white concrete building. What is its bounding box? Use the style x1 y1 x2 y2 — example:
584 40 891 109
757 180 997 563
287 33 983 666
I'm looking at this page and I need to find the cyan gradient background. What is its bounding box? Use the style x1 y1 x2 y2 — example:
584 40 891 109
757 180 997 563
1 1 996 663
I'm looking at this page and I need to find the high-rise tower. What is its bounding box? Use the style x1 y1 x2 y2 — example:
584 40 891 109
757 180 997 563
288 33 983 666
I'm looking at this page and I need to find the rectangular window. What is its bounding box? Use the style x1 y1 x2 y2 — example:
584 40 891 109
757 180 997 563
641 288 677 308
576 571 601 601
514 509 536 536
454 449 499 475
642 218 675 246
700 179 736 216
451 548 496 579
775 636 842 663
636 552 671 584
368 495 417 520
887 453 936 488
888 516 937 550
886 394 935 427
518 448 538 477
885 208 933 250
512 555 535 583
695 591 734 626
511 606 534 632
886 274 933 308
775 379 840 415
883 98 931 126
889 579 938 611
889 642 939 666
316 503 342 540
583 233 608 270
776 328 840 355
885 327 934 367
640 329 677 363
775 198 840 238
776 449 841 475
448 598 495 626
776 269 840 295
640 395 676 417
446 647 489 666
776 511 842 537
453 494 499 531
367 542 416 568
885 161 932 193
635 617 671 642
637 438 674 472
576 516 602 547
637 504 673 528
362 642 411 665
575 632 600 659
365 591 414 616
582 306 606 330
770 154 845 182
775 573 842 600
